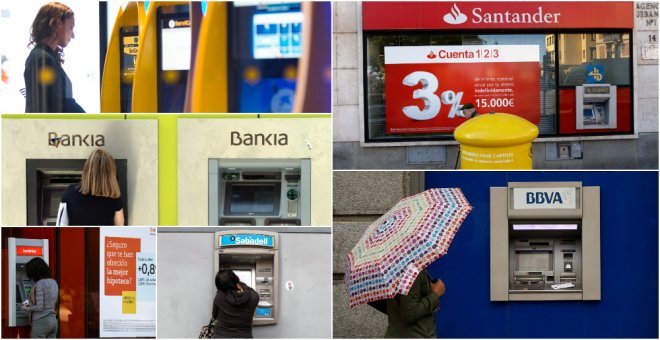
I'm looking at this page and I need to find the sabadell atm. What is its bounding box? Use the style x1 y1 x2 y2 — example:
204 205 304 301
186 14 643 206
208 159 311 226
214 230 279 325
7 238 49 327
490 182 601 301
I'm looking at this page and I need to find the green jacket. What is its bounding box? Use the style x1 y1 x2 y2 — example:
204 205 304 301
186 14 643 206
384 271 440 338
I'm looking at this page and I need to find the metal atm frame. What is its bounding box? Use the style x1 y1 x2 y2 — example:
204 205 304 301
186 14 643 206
490 182 601 301
214 230 279 325
8 237 50 327
208 159 311 226
576 83 617 130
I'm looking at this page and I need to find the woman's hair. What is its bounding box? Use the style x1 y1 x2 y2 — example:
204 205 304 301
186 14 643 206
26 257 51 282
79 149 121 198
28 2 74 64
215 269 240 292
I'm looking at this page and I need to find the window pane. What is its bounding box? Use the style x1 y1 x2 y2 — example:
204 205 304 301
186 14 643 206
365 33 556 142
558 33 630 86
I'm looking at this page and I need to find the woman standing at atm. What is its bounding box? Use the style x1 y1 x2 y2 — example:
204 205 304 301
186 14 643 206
21 257 58 338
60 149 124 225
212 269 260 338
24 2 85 112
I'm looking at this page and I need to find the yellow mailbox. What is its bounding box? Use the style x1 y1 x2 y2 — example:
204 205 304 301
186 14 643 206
454 113 538 169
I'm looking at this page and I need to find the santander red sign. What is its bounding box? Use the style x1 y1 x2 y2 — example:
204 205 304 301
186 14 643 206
363 2 633 30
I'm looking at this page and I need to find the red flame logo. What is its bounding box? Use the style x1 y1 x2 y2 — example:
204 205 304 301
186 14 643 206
427 51 437 59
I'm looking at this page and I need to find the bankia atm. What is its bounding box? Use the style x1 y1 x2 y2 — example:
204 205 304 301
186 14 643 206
208 159 311 226
490 182 601 301
7 238 49 327
214 231 279 325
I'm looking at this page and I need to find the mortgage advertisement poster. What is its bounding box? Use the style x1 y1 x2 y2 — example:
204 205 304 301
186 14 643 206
100 227 157 338
384 45 540 134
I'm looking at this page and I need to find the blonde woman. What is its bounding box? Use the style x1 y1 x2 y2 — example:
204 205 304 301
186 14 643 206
60 149 124 225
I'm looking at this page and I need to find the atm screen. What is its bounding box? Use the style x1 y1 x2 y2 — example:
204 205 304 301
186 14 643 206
516 252 552 271
229 2 301 113
225 184 281 215
156 5 191 112
583 107 595 122
233 269 255 289
119 26 139 112
253 11 303 59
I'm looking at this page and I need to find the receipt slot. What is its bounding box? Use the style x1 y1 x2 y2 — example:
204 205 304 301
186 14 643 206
208 159 311 226
8 238 49 327
576 84 617 130
214 231 278 325
490 182 601 301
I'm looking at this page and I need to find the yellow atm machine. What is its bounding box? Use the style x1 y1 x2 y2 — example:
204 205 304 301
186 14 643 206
214 230 278 325
8 238 49 327
209 159 311 226
490 182 601 301
101 2 145 112
192 2 331 113
132 2 202 112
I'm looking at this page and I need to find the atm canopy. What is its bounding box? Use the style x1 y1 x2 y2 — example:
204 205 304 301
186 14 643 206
362 2 634 30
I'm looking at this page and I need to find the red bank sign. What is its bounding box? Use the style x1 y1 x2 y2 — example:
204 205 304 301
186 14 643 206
363 2 634 30
385 45 540 134
16 246 43 256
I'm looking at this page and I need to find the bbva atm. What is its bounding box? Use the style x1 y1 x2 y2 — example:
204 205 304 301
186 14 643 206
7 238 50 327
214 231 279 325
490 182 601 301
208 159 311 226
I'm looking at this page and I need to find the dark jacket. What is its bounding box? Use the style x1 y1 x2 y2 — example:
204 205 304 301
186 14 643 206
212 283 260 338
24 44 85 113
385 271 440 338
61 184 123 226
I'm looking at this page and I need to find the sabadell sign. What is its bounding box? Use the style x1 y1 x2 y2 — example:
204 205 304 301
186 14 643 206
363 2 633 30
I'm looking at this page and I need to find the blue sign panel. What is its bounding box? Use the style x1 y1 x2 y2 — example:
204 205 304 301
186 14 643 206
256 307 272 317
220 234 274 248
586 64 604 83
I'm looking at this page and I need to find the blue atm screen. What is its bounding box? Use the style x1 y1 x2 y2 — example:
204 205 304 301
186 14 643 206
253 12 303 59
256 308 272 317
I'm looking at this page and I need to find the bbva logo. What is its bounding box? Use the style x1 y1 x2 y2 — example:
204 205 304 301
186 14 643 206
526 192 564 204
443 3 468 25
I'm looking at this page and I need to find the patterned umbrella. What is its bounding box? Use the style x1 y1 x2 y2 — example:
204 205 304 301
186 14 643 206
344 188 472 308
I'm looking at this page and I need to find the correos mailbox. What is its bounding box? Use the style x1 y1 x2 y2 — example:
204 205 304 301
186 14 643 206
8 237 49 327
490 182 601 301
214 231 279 325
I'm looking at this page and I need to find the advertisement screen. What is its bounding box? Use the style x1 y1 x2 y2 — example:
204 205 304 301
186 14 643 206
384 45 540 134
160 22 191 71
253 11 303 59
100 228 157 338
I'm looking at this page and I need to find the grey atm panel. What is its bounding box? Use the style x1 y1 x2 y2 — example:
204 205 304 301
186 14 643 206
26 159 128 225
209 159 311 226
8 238 49 327
490 182 601 301
576 83 617 130
214 231 279 325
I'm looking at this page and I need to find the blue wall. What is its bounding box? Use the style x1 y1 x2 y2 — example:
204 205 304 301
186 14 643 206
425 171 658 338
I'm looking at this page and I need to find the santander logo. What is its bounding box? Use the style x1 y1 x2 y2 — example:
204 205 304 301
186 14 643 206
443 3 468 25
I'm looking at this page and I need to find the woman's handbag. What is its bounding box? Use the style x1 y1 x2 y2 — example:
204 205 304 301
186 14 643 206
198 318 215 339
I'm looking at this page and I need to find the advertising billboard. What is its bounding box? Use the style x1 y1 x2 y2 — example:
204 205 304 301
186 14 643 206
100 227 157 338
384 45 540 134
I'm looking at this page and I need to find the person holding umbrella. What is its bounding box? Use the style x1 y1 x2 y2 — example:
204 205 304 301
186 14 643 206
384 270 446 338
345 188 472 338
